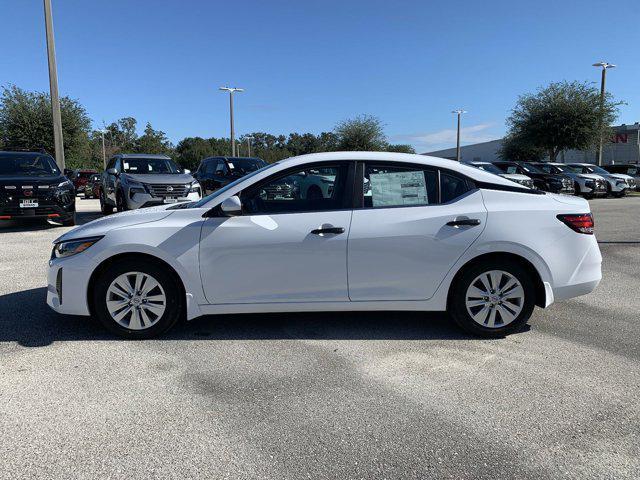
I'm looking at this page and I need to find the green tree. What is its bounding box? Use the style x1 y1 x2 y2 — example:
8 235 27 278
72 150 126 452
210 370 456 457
334 115 388 151
136 122 173 154
505 81 622 161
0 85 92 168
498 134 546 162
386 144 416 154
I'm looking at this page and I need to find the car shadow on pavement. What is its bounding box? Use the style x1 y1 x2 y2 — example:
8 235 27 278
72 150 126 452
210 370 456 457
0 287 522 347
0 209 102 233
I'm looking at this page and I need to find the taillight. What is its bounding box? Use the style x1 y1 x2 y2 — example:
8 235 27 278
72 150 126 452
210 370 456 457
557 213 594 234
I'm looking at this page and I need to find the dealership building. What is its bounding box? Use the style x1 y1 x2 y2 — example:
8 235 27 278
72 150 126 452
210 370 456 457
424 123 640 165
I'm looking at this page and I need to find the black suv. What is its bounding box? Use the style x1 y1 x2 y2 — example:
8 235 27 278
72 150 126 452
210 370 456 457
493 161 575 194
0 151 76 225
193 156 267 195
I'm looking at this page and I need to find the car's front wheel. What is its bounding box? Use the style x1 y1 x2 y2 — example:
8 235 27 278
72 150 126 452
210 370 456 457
93 260 183 339
449 260 535 337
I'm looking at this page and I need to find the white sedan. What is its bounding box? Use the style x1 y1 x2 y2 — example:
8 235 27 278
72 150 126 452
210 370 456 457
47 152 602 339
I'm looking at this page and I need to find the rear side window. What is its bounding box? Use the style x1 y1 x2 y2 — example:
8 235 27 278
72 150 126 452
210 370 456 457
440 173 471 203
363 164 438 208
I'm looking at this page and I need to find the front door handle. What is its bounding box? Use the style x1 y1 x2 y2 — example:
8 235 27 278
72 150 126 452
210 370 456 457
446 218 481 227
311 226 345 235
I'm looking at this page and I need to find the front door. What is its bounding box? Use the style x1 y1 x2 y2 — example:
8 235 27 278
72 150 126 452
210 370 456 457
199 162 354 304
347 162 487 301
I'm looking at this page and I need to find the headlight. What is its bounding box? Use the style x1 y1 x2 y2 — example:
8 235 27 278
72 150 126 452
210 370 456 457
188 181 201 193
616 180 626 186
57 180 73 189
53 236 103 259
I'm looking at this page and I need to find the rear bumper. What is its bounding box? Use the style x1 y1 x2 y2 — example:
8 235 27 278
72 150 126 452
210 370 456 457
550 238 602 303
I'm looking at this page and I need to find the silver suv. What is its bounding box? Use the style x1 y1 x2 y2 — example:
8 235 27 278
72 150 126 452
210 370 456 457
99 154 201 213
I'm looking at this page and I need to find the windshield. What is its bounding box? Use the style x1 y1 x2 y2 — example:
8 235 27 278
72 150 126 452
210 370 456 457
0 153 60 176
471 163 503 175
189 162 279 208
122 158 181 174
521 163 544 174
229 158 267 175
586 165 611 175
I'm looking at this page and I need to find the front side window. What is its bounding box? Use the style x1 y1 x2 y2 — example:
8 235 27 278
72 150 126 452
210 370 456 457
363 164 438 208
242 164 350 215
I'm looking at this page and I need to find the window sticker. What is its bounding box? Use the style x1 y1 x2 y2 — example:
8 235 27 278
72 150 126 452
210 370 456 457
227 162 234 169
369 171 428 207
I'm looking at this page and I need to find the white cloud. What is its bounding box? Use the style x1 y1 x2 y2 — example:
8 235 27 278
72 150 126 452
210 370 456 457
392 123 501 152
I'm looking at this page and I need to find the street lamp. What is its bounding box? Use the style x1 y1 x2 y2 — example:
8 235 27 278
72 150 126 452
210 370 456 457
219 86 244 157
592 62 615 166
98 129 107 169
246 136 254 157
451 109 467 162
43 0 65 170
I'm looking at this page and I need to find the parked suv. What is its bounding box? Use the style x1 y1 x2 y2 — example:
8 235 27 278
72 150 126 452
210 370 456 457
463 161 534 188
0 151 76 226
566 163 631 197
83 173 101 199
493 161 575 194
602 164 639 191
70 169 98 195
530 162 607 198
194 156 267 195
99 154 201 213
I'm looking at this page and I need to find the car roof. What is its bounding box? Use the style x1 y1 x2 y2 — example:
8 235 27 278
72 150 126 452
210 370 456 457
0 150 54 158
276 152 520 187
115 153 172 159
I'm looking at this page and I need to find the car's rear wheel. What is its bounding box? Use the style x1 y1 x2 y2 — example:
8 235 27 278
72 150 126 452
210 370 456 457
93 260 183 339
449 260 535 337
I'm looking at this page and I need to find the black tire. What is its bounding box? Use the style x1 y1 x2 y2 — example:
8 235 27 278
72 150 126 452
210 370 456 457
100 190 114 214
449 259 536 338
307 186 323 200
60 213 76 226
92 259 183 339
116 190 129 212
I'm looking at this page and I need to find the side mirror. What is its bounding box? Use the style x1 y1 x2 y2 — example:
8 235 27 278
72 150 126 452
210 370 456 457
107 168 118 175
183 168 191 174
215 169 225 176
220 195 242 216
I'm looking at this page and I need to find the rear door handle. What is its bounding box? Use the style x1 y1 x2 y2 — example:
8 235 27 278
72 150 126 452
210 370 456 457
311 227 345 235
446 218 481 227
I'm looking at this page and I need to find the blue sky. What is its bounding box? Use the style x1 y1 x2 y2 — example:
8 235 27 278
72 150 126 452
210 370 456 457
1 0 638 152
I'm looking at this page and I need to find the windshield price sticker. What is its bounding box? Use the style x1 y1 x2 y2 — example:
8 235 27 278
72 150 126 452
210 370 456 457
370 171 429 207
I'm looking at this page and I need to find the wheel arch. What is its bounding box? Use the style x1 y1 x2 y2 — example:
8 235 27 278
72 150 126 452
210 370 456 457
87 252 187 319
447 252 547 309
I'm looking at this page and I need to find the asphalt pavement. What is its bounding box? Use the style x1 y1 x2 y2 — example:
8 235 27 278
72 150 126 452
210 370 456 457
0 196 638 479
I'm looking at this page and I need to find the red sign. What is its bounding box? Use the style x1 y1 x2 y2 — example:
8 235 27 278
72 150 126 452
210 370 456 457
611 133 628 144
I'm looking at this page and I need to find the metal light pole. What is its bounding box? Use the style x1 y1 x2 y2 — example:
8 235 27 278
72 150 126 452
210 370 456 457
99 130 106 169
43 0 65 170
593 62 615 166
219 86 244 157
452 109 467 161
246 136 254 157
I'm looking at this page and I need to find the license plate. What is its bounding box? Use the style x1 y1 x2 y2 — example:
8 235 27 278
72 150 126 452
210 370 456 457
163 197 178 204
20 199 39 208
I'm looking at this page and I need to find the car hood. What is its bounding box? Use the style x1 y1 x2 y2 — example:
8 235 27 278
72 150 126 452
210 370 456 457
0 175 67 187
123 173 195 184
574 173 604 181
500 173 530 181
608 173 634 181
54 205 175 243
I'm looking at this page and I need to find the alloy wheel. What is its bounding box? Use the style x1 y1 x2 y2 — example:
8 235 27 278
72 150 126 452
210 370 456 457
105 272 166 330
465 270 524 328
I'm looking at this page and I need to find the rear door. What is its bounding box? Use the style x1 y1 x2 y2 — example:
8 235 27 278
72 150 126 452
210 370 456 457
347 162 487 301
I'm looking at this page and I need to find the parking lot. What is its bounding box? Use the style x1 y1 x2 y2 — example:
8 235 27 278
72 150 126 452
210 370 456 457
1 196 639 479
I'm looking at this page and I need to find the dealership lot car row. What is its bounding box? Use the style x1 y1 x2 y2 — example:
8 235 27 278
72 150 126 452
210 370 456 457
45 152 602 339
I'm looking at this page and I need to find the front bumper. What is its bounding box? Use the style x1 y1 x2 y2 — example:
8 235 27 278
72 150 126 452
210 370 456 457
47 256 94 316
548 184 575 195
125 191 201 210
0 194 75 220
